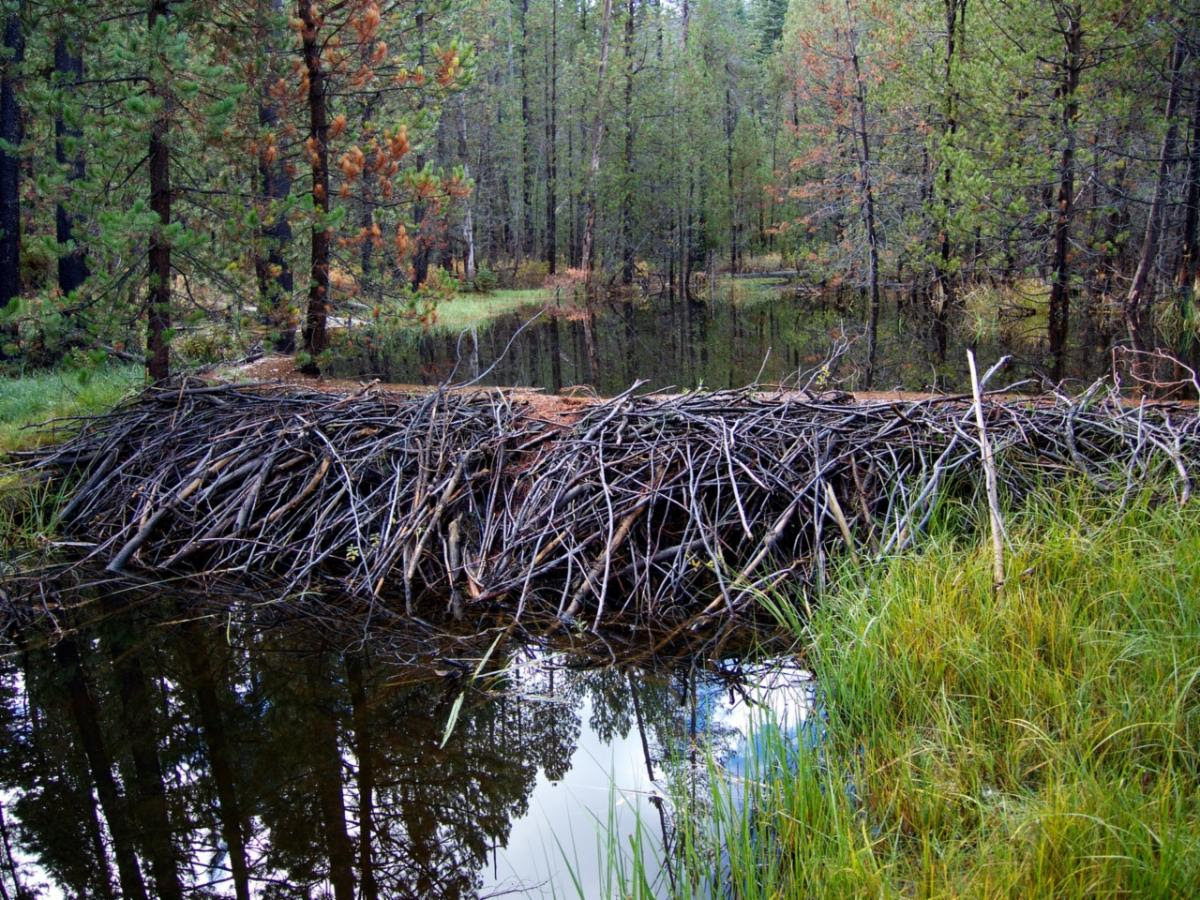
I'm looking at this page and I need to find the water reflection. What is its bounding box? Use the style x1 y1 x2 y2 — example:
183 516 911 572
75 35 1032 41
325 284 1088 394
0 604 813 898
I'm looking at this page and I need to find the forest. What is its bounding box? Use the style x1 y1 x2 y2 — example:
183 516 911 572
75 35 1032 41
0 0 1198 388
2 1 1200 898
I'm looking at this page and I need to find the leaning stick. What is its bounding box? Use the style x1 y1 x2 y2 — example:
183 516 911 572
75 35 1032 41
968 350 1005 597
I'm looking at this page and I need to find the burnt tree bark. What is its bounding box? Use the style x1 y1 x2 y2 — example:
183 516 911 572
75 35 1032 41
1 6 24 349
299 0 330 371
147 0 172 382
54 32 89 298
256 0 295 353
1047 4 1082 382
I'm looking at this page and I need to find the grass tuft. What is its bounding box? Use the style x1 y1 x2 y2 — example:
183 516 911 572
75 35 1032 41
600 484 1200 898
0 366 142 453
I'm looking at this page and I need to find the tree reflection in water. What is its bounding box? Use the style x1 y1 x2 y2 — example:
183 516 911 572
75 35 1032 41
0 599 805 898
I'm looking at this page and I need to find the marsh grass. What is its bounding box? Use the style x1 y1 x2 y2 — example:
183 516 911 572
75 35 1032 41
432 289 553 332
0 366 141 553
594 484 1200 898
0 366 141 452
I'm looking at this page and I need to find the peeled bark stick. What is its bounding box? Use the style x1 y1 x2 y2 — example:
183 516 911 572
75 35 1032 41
968 350 1005 596
824 483 857 563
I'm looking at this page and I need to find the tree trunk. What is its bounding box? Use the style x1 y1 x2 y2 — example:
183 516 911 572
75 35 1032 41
725 80 737 275
932 0 964 363
1 7 23 345
458 99 477 281
257 0 295 353
520 0 533 257
1178 62 1200 296
1047 5 1081 382
845 0 881 389
54 33 89 298
410 10 431 289
1125 32 1187 381
580 0 614 279
299 0 330 372
147 0 172 382
621 0 635 284
545 0 558 273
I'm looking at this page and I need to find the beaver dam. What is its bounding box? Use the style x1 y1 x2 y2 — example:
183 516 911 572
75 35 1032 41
11 374 1198 646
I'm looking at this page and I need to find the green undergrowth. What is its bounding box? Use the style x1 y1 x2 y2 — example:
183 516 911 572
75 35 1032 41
0 365 141 453
612 484 1200 898
0 366 141 554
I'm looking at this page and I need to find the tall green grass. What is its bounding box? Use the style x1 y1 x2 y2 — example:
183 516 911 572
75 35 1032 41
602 485 1200 898
0 366 141 552
0 365 141 452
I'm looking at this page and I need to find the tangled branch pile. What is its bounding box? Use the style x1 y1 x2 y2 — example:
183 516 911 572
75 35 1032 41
14 379 1199 634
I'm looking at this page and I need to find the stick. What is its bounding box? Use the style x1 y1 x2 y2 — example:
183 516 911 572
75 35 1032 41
968 350 1005 597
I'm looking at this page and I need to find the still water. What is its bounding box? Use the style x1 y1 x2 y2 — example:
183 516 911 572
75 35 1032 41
325 280 1090 395
0 604 816 898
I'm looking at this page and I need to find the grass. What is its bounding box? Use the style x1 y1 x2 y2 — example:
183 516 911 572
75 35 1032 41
430 288 555 332
601 484 1200 897
0 365 142 453
0 366 142 554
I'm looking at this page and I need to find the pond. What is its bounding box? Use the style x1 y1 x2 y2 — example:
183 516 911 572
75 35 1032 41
324 279 1107 395
0 602 817 898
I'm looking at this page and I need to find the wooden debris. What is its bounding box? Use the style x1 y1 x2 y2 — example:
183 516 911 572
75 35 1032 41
10 377 1198 634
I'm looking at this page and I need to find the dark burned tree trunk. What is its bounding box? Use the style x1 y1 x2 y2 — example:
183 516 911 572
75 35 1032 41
0 6 24 345
54 32 89 299
410 10 431 289
54 639 150 900
520 0 533 258
1047 4 1081 383
300 0 330 372
147 0 172 382
1125 30 1187 380
621 0 635 285
257 0 294 353
844 0 882 389
932 0 964 363
545 0 557 273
